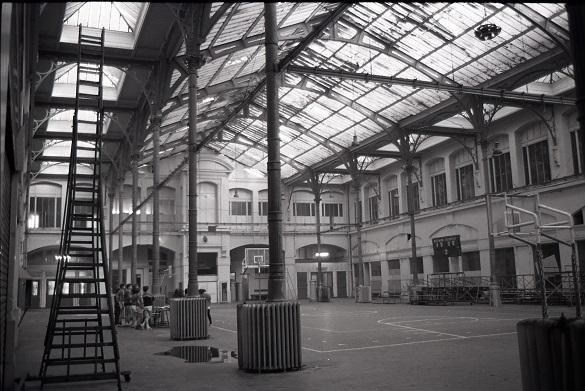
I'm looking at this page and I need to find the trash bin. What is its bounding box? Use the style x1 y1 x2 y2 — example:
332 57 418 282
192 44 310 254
317 285 330 302
517 316 585 391
169 297 208 340
356 285 371 303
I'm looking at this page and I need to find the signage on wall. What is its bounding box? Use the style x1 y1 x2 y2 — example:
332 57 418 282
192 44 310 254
432 235 461 257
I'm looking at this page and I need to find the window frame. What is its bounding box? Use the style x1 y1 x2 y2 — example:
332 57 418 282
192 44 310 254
431 172 447 207
522 139 551 186
455 163 475 201
489 151 513 193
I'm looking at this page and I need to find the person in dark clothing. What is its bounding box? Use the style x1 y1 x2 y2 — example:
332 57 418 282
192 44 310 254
198 288 212 325
140 286 154 330
114 284 125 325
172 288 183 298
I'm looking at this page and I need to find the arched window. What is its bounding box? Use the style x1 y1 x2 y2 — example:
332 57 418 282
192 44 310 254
428 158 447 207
452 149 475 201
519 123 551 186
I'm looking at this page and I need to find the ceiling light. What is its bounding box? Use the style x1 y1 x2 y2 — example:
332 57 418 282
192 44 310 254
474 24 501 41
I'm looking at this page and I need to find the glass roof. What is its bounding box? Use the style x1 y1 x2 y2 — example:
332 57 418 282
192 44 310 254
37 3 575 183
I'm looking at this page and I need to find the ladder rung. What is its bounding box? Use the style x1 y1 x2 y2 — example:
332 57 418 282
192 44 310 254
50 342 114 349
71 214 98 220
80 33 102 40
41 372 119 384
45 357 116 366
65 263 103 270
58 309 108 315
78 79 100 87
78 67 101 74
74 186 98 192
80 35 102 43
61 293 110 299
68 241 94 245
78 119 98 125
54 324 112 329
62 278 106 283
73 200 98 206
78 91 98 97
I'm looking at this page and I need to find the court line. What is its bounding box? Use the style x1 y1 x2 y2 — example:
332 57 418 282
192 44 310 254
302 332 517 353
211 325 237 333
381 321 466 339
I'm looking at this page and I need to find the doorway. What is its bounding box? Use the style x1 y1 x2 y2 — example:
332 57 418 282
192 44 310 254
297 272 307 299
336 271 347 298
25 280 40 308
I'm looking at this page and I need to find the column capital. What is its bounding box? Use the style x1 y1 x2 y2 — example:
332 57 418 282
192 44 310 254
185 54 207 73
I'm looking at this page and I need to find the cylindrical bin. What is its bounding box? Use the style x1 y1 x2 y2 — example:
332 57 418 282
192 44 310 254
517 317 585 391
356 285 371 303
169 297 208 340
317 285 330 302
237 301 302 372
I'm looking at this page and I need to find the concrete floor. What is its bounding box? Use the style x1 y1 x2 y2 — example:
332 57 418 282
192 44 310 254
15 299 574 391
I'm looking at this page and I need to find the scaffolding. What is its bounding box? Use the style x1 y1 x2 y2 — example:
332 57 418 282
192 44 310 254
493 193 582 318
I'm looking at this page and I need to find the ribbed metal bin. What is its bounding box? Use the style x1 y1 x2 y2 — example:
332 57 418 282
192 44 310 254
169 297 208 340
237 301 302 372
517 318 585 391
356 285 371 303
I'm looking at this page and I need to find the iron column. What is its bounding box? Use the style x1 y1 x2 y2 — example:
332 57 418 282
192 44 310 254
480 137 502 307
405 161 419 284
152 114 161 294
265 2 286 302
108 189 115 288
131 157 138 289
185 39 205 296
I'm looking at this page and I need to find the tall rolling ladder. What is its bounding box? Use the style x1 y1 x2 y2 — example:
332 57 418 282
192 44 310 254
40 25 124 389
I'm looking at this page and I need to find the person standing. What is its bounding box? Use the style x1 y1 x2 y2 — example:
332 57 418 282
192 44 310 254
198 288 212 325
123 284 132 326
114 284 125 326
141 286 153 330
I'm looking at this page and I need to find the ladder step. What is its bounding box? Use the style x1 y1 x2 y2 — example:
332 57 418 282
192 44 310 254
80 33 102 40
62 278 105 283
41 372 120 384
45 357 117 366
78 67 101 75
72 214 98 220
61 293 111 299
75 187 98 193
50 342 114 349
78 119 98 125
78 92 99 99
58 309 108 315
54 325 113 330
73 200 99 206
66 263 103 271
78 79 100 87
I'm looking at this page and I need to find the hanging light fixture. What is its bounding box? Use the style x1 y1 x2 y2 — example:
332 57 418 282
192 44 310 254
474 23 501 41
233 189 239 198
475 4 501 41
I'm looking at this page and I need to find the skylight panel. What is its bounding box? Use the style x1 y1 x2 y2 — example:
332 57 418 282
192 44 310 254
61 2 148 49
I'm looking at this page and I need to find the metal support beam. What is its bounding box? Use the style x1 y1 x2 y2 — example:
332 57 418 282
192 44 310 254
567 4 585 180
131 157 138 293
265 3 286 302
151 114 161 294
286 65 575 106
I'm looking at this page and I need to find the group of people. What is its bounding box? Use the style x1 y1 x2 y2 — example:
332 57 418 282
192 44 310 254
114 284 154 330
